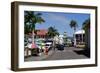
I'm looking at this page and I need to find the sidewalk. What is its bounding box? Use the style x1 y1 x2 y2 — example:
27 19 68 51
25 49 55 61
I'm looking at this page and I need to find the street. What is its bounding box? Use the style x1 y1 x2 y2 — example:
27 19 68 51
44 47 89 61
25 47 89 61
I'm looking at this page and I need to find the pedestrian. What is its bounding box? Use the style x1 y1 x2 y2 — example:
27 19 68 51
45 47 48 55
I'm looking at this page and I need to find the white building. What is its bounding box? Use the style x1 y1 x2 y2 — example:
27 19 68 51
59 35 64 44
74 30 85 46
54 35 64 45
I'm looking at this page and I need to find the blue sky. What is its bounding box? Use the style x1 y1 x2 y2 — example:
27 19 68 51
35 11 90 37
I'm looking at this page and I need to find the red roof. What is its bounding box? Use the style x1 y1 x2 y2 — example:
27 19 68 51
36 29 48 36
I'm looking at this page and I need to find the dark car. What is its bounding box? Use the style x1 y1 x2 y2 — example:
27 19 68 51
56 44 64 51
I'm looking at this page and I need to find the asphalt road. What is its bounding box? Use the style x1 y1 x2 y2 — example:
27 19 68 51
25 47 89 61
44 47 89 61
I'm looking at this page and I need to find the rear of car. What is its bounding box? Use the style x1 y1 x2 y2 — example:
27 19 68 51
45 40 53 49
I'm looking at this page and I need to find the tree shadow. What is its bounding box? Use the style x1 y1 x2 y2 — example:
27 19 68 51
74 49 90 58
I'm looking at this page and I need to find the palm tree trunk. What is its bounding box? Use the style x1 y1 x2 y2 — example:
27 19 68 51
32 24 35 43
32 30 35 43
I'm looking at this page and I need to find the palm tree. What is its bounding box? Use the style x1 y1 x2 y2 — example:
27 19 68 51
47 27 59 38
24 11 45 42
24 11 45 33
82 18 90 48
47 27 59 50
83 19 90 41
83 19 90 30
69 20 78 46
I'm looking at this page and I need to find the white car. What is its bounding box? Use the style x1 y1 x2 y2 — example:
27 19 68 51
45 40 53 51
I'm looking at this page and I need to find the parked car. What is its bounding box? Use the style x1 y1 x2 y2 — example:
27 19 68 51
56 44 64 51
26 43 40 56
44 40 53 51
35 39 45 53
45 42 52 51
24 36 28 46
35 39 53 52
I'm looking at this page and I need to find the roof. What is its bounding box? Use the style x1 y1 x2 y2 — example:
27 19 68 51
75 30 85 34
36 29 48 36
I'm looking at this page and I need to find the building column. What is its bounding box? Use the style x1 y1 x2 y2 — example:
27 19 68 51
74 34 76 46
